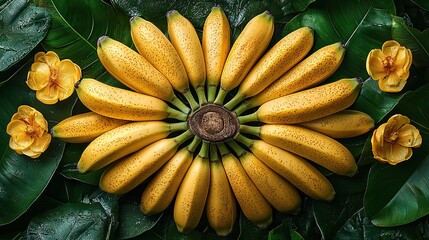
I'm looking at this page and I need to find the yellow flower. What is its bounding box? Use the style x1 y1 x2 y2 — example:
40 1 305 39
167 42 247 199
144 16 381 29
371 114 422 165
6 105 52 158
366 40 412 93
26 51 82 104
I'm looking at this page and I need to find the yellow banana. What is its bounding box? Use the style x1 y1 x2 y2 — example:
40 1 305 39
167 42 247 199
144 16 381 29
99 130 193 195
206 144 236 236
167 10 207 106
224 27 314 110
239 78 361 124
75 78 187 122
299 110 375 138
240 124 357 177
235 134 335 201
97 36 189 113
218 143 272 228
228 141 301 214
202 6 231 103
214 11 274 105
140 136 201 215
77 121 187 173
174 142 210 234
51 112 128 143
235 42 346 115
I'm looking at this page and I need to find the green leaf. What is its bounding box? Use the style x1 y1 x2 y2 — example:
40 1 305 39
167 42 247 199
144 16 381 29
284 0 396 81
410 0 429 11
26 202 109 239
115 201 163 239
268 218 302 240
238 212 267 240
38 0 132 86
0 0 51 72
392 15 429 67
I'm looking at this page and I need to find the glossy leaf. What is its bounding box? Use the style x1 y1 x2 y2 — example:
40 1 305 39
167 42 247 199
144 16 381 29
410 0 429 11
392 15 429 67
0 0 50 72
27 202 109 239
268 218 303 240
238 212 267 240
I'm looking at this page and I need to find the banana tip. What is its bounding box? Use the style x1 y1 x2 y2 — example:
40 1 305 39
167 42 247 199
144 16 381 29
130 15 138 23
74 79 82 89
97 36 109 47
166 9 178 18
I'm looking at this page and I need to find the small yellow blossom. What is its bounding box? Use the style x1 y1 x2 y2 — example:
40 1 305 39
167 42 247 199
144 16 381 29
6 105 52 158
366 40 412 93
371 114 422 165
26 51 82 104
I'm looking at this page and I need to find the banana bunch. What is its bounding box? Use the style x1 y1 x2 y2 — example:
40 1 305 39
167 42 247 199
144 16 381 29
50 6 377 236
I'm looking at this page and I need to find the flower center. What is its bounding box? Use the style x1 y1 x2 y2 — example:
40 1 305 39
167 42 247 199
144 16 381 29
385 131 399 143
382 56 395 73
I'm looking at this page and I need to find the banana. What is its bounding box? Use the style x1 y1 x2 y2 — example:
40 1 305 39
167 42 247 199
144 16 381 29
77 121 187 173
202 6 231 102
75 78 188 121
235 42 346 115
167 10 207 106
174 141 210 234
140 136 201 215
206 143 236 236
235 134 335 201
228 141 301 214
240 124 357 176
99 130 193 195
218 143 272 228
51 112 128 143
238 78 361 124
214 11 274 105
224 27 314 110
299 110 375 138
97 36 190 113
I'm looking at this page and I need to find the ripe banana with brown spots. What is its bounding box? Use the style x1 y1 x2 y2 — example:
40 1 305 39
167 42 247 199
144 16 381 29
77 121 187 173
97 36 190 113
235 42 346 115
218 143 273 228
238 78 361 124
51 112 128 143
140 136 201 215
99 130 193 195
299 110 375 138
240 124 357 176
235 134 335 201
214 11 274 105
202 6 231 102
174 142 210 234
75 78 188 122
224 27 314 110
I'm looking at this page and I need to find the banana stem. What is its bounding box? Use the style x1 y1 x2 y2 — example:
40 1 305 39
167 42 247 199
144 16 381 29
198 141 210 158
195 86 207 106
226 140 246 157
175 130 194 144
234 102 250 116
187 136 202 153
168 107 189 121
238 112 258 124
209 143 220 161
183 90 200 111
169 122 189 132
217 142 230 156
170 95 191 114
214 88 228 105
239 125 261 137
234 133 253 148
224 93 244 110
207 85 218 103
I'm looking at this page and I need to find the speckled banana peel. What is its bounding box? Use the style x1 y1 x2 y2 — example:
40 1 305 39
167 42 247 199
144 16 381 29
174 142 210 234
239 78 361 125
202 6 231 102
97 36 190 113
167 10 207 106
235 42 346 115
77 121 188 173
225 26 314 110
140 136 200 215
99 130 193 195
75 78 188 122
50 112 128 143
214 11 274 105
235 134 335 201
218 143 273 229
240 124 357 177
205 143 236 236
299 109 375 138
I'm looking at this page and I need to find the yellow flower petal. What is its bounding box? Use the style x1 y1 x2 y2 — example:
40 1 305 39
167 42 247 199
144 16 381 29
366 49 387 80
42 51 61 67
389 114 410 132
30 132 52 154
381 40 400 57
9 138 24 154
397 124 422 148
378 72 406 93
386 143 413 165
36 86 60 105
26 63 50 90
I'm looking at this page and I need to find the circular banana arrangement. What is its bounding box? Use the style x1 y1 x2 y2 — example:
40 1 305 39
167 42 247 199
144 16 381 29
51 7 375 236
